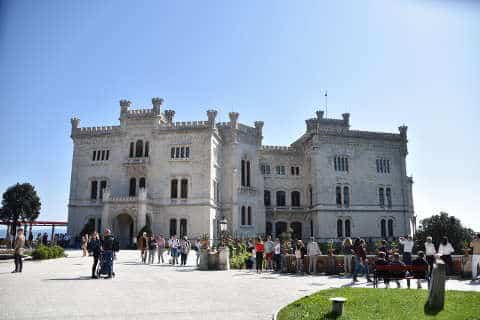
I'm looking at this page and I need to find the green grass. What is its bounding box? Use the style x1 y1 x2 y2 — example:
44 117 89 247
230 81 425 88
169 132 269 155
277 288 480 320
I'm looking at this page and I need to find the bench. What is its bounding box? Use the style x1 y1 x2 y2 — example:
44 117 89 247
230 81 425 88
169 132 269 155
373 264 429 288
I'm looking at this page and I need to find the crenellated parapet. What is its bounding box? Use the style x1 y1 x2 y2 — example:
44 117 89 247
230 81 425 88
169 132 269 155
71 120 121 138
164 109 175 124
306 110 350 132
206 110 218 128
169 121 210 129
151 97 164 115
261 145 296 152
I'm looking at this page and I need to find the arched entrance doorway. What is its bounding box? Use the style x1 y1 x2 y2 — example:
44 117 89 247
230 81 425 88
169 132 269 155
275 221 287 238
115 213 134 249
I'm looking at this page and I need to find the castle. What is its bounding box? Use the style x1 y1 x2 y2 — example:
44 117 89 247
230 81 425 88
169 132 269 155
67 97 415 247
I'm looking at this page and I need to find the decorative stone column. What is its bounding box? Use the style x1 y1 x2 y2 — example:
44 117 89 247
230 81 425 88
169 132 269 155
152 97 163 115
137 187 147 234
229 112 239 143
254 121 264 145
207 109 218 129
164 109 175 125
101 187 111 231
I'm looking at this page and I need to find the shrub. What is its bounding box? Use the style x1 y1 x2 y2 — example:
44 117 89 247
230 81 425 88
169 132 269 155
32 245 65 260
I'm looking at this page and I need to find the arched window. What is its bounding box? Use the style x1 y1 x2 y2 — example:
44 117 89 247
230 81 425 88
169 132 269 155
241 160 246 186
275 221 287 237
135 140 143 158
386 187 392 208
380 219 386 238
246 161 251 187
291 191 301 207
139 177 146 189
99 180 107 199
241 206 246 225
169 219 177 237
343 186 350 207
180 179 188 199
291 222 302 240
379 187 385 207
266 222 272 236
129 142 134 157
180 219 187 237
388 219 394 237
309 185 313 207
144 141 149 157
336 186 342 206
91 180 98 200
264 190 271 206
345 220 351 237
310 219 314 237
129 178 136 197
337 219 343 238
171 179 178 198
276 191 286 206
247 206 252 225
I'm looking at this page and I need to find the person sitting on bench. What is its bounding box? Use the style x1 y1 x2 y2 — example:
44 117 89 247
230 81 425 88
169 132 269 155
389 252 405 288
411 251 429 289
375 251 390 288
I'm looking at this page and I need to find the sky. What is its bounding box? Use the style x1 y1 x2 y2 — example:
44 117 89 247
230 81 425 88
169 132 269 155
0 0 479 230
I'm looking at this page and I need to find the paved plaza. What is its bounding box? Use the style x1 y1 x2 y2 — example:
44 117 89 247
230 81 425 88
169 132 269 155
1 250 479 320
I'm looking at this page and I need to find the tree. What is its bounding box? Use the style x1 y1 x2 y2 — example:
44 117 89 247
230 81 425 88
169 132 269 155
0 183 41 237
414 212 474 254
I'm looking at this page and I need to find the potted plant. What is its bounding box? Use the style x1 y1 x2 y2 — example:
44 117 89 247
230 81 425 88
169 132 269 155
463 240 471 256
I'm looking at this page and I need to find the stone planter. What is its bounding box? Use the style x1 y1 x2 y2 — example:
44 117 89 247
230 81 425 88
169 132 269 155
218 246 230 270
198 249 209 271
208 251 219 270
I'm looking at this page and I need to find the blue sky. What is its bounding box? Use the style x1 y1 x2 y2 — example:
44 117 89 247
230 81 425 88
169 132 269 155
0 0 479 230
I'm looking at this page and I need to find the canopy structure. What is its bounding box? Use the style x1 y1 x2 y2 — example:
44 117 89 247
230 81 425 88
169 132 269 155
1 220 68 241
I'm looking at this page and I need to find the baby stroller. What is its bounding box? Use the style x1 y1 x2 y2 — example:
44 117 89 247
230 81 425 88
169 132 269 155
96 251 115 278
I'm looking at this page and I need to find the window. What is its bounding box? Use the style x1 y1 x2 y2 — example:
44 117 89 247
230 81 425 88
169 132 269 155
247 207 252 225
241 206 246 225
92 151 96 161
171 146 191 159
337 219 343 237
99 180 107 199
92 149 110 161
139 177 146 189
170 179 178 199
135 140 143 157
266 222 272 236
336 186 342 206
241 160 251 187
276 165 286 175
378 187 385 207
180 219 187 237
290 166 300 176
386 187 392 208
101 150 105 161
180 179 188 199
96 151 101 161
291 222 302 240
246 161 251 187
241 160 245 186
345 220 351 237
130 142 134 158
276 191 286 206
264 190 271 206
91 181 98 200
291 191 301 207
334 156 349 172
129 178 136 197
309 186 313 207
343 186 350 207
144 142 149 157
169 219 177 237
376 158 391 173
260 164 271 175
381 219 387 238
106 150 110 160
388 219 394 237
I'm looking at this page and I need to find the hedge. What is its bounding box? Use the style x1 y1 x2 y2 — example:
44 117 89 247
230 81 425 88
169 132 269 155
32 245 65 260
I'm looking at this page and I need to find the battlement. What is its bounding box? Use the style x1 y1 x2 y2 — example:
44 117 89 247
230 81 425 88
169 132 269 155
261 145 296 152
169 121 210 129
126 108 157 118
71 123 120 137
306 110 350 132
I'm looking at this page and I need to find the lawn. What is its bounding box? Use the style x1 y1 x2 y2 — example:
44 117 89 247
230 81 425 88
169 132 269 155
277 288 480 320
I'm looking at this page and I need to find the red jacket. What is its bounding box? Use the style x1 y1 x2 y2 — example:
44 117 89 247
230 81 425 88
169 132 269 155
255 243 264 253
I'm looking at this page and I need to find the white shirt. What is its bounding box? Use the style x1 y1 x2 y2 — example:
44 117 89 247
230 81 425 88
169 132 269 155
274 243 281 255
438 243 454 255
425 242 436 256
399 239 414 253
170 238 179 249
307 242 321 255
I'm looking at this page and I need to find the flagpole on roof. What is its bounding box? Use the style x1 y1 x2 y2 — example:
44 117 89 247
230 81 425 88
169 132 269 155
324 90 328 118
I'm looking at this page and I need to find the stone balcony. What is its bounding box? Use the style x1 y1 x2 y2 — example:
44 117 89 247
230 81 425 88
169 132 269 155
124 157 150 165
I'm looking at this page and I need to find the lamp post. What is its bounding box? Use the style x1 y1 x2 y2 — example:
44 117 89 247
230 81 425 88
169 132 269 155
218 217 228 247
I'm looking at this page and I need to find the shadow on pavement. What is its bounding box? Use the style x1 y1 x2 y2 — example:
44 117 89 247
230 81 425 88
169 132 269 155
44 276 92 281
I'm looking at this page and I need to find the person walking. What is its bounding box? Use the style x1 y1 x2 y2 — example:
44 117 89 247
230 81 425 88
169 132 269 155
438 236 454 276
273 238 282 271
101 229 115 278
470 233 480 281
148 235 157 265
87 232 101 278
295 240 306 274
307 237 321 274
424 236 436 275
156 235 166 264
170 235 179 265
81 235 89 257
28 231 34 248
255 237 265 273
353 238 372 282
12 228 25 273
399 235 414 265
342 237 353 275
138 232 148 264
180 236 191 266
194 238 202 266
264 235 274 270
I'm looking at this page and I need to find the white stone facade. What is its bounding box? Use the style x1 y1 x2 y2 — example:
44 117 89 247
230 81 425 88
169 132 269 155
67 98 414 247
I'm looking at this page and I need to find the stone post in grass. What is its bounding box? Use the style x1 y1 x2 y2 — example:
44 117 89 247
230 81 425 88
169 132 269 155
428 259 446 310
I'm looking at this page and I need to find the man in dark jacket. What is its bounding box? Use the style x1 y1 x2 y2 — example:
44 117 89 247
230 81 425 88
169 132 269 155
102 229 115 278
87 232 102 279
